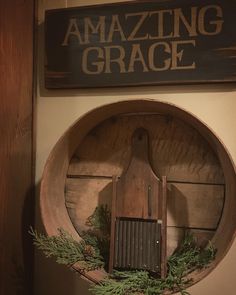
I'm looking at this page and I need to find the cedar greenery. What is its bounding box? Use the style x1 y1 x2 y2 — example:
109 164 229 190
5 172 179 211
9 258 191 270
91 234 216 295
86 204 111 234
29 227 104 271
30 205 216 295
29 205 111 271
83 204 111 269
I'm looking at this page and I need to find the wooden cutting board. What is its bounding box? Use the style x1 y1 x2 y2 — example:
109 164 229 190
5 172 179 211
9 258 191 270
109 128 167 276
116 128 162 220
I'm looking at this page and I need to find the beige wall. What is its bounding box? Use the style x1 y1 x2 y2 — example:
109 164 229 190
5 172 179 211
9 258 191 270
35 1 236 294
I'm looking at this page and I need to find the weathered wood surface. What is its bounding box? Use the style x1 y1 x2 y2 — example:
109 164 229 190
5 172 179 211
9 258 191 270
65 178 224 229
65 115 224 259
65 178 113 232
108 128 167 274
65 177 224 256
67 114 225 184
115 128 162 220
167 183 224 229
0 1 34 294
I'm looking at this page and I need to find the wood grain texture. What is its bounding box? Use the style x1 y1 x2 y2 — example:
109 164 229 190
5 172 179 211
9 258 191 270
65 178 113 233
68 114 225 184
115 128 161 219
65 178 224 256
167 183 224 229
65 179 224 229
0 1 34 294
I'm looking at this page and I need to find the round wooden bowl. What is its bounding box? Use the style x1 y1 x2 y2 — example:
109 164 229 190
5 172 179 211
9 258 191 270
40 99 236 288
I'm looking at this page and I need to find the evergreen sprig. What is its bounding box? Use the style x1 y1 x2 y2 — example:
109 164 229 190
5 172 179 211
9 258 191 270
29 227 104 271
29 205 111 272
83 204 111 269
86 204 111 234
90 233 216 295
30 206 216 295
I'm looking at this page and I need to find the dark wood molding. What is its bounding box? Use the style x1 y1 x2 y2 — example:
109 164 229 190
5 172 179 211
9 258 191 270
0 1 35 294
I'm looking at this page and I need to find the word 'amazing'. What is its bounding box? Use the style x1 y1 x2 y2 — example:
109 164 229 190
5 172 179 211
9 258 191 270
61 5 224 74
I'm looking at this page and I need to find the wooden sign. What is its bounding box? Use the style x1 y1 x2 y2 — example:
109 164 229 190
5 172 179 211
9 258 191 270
45 0 236 88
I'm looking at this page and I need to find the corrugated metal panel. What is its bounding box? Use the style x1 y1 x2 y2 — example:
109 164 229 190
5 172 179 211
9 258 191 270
114 218 161 273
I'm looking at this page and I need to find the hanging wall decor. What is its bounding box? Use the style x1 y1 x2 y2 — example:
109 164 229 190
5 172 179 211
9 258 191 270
45 0 236 88
39 100 236 293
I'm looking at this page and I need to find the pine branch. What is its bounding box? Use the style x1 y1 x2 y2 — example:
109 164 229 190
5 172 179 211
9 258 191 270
86 204 111 234
83 204 111 269
90 233 216 295
30 206 216 295
29 205 111 272
29 227 104 271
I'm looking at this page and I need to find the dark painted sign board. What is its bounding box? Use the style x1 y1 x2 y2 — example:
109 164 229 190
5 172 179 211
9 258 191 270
45 0 236 88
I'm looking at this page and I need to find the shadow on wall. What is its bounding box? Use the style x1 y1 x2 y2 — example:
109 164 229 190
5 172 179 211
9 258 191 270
34 182 92 295
167 185 189 230
34 251 91 295
21 185 35 295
